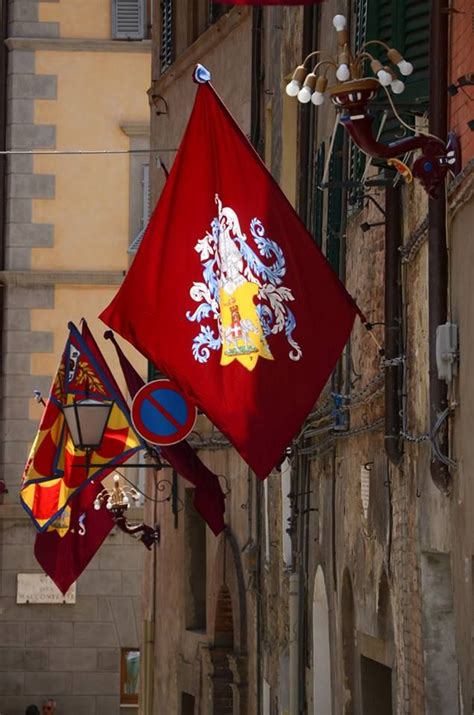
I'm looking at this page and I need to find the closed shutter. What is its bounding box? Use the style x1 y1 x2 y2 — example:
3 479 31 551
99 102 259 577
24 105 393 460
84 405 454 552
326 127 344 275
112 0 145 40
160 0 174 72
128 164 150 254
365 0 430 142
312 142 325 248
349 0 369 204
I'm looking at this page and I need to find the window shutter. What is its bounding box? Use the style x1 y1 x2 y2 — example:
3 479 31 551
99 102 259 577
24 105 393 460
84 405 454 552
364 0 430 142
160 0 174 73
128 164 150 254
312 142 325 248
326 127 344 275
112 0 145 40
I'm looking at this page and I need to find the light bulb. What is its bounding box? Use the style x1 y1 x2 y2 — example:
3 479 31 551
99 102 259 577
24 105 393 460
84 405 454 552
390 79 405 94
398 59 413 76
297 85 313 104
336 64 350 82
113 474 120 484
106 501 112 510
311 91 325 106
285 80 301 98
333 15 347 31
93 500 100 510
377 69 393 86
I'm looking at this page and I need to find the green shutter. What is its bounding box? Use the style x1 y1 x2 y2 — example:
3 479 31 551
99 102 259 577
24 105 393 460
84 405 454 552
312 142 325 247
365 0 430 142
148 362 165 381
326 127 344 274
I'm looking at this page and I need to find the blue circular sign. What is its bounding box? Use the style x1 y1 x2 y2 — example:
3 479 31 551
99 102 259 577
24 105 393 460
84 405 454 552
131 379 197 446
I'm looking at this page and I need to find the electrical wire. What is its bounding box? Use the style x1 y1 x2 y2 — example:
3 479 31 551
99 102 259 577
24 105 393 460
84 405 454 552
0 148 177 156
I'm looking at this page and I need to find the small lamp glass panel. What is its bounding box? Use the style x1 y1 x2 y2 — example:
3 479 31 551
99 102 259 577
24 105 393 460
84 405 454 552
63 399 113 450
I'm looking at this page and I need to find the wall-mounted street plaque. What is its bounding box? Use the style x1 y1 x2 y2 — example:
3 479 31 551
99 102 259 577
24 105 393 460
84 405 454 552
16 574 76 604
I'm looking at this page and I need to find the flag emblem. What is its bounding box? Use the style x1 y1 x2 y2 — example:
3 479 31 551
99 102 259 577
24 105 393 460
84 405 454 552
187 194 301 371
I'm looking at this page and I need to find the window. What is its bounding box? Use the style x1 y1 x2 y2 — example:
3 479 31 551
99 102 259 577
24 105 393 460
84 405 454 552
209 2 232 24
160 0 174 73
326 126 344 275
184 488 207 631
353 0 430 141
181 692 196 714
120 648 140 705
311 142 325 248
112 0 146 39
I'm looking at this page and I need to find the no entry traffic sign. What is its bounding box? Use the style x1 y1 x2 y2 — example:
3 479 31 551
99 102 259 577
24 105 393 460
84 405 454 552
131 379 197 446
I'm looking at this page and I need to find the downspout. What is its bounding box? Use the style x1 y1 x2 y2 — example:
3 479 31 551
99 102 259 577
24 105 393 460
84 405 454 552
0 0 9 463
384 185 402 465
428 0 451 495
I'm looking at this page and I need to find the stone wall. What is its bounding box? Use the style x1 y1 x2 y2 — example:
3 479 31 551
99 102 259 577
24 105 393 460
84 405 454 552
0 506 142 715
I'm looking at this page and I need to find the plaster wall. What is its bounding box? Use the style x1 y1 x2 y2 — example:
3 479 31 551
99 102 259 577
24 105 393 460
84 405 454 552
32 50 150 271
39 0 112 41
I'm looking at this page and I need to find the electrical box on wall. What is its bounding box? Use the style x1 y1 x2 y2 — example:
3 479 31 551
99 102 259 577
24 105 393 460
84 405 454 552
436 322 459 383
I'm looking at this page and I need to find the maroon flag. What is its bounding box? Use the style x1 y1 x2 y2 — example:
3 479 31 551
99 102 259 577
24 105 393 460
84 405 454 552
100 79 361 478
34 480 113 594
33 321 137 593
104 331 226 536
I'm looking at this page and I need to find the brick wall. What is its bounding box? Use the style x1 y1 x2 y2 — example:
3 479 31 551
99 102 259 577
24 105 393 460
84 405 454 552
450 0 474 162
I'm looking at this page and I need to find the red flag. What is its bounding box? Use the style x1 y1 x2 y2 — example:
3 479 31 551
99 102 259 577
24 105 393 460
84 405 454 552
34 480 114 594
20 322 142 529
104 330 226 536
100 80 360 478
32 322 142 593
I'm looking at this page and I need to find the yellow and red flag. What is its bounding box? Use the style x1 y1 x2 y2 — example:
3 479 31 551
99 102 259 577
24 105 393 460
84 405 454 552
20 321 143 532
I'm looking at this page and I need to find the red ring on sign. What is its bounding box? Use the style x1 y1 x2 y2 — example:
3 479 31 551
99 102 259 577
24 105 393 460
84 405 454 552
131 379 197 446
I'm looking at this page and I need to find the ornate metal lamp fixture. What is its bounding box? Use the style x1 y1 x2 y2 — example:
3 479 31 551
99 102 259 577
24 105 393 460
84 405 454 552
62 398 164 550
285 15 461 197
93 473 160 550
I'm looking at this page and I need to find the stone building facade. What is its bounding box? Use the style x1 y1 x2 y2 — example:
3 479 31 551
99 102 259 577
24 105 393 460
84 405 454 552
0 1 150 713
145 2 474 714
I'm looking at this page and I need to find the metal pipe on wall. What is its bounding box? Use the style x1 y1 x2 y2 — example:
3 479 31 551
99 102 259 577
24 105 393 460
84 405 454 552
428 0 451 495
0 0 9 493
384 185 402 465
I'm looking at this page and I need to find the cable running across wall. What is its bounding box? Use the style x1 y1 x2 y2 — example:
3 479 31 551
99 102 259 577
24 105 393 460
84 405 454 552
0 148 177 155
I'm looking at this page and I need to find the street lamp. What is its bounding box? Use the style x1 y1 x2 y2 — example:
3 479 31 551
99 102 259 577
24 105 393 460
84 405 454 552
285 15 461 197
62 398 113 451
61 398 162 550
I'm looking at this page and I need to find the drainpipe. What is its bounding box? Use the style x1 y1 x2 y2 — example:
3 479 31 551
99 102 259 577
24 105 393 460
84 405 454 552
428 0 450 495
0 0 8 476
384 185 402 465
